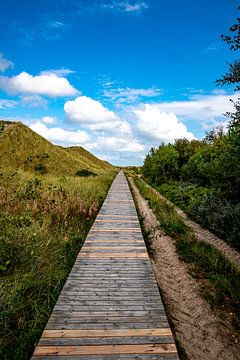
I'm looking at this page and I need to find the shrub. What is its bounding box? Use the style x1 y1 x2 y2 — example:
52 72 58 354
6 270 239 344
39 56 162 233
75 169 97 177
188 194 240 249
34 163 47 175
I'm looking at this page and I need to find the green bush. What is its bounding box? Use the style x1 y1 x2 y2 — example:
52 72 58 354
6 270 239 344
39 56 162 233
188 194 240 249
34 163 47 174
75 169 97 177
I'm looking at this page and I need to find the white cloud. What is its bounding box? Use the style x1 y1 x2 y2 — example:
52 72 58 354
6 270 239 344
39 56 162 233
64 96 117 123
20 94 48 108
0 71 79 97
0 99 17 109
103 86 161 104
64 95 132 134
64 95 144 152
135 104 195 143
86 136 145 153
30 122 89 145
153 92 239 122
0 54 14 73
41 116 56 125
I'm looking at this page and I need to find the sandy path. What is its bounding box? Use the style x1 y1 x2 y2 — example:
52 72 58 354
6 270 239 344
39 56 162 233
129 177 240 360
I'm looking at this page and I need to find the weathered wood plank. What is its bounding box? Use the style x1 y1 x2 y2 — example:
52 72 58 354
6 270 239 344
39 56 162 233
78 253 148 258
39 336 175 346
33 344 177 356
32 355 179 360
42 329 172 338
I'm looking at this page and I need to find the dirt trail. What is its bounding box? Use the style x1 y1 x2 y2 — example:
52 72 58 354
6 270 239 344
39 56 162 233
129 178 240 360
144 181 240 272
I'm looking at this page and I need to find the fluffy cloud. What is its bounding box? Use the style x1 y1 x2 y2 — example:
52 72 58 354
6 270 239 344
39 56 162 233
64 95 132 134
0 54 14 73
30 122 89 145
41 116 56 124
135 104 195 143
0 71 79 97
65 96 117 123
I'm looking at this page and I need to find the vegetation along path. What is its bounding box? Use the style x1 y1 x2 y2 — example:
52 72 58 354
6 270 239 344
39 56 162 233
32 171 179 360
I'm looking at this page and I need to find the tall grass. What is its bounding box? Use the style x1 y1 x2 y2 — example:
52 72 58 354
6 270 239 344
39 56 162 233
0 168 116 359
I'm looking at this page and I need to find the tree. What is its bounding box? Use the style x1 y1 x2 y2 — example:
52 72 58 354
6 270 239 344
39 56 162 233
216 8 240 90
217 8 240 133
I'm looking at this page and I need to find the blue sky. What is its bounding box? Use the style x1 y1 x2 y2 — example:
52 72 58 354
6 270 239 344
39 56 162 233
0 0 239 165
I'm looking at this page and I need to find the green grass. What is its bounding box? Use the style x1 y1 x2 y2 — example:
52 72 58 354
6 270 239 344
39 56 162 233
133 176 240 333
0 121 113 175
0 167 116 359
134 177 189 238
176 238 240 326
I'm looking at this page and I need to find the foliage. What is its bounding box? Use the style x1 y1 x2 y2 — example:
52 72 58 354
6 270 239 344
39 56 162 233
188 194 240 248
134 177 189 239
141 128 240 248
75 169 97 177
142 144 180 184
0 122 5 135
34 163 48 174
134 177 240 330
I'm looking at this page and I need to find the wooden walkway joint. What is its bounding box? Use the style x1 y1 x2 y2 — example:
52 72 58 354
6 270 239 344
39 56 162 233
32 171 179 359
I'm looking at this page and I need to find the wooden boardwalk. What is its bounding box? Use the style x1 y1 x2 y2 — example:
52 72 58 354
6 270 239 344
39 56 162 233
32 171 179 359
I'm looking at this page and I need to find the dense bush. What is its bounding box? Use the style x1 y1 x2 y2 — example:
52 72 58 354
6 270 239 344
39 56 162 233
141 129 240 248
75 169 97 177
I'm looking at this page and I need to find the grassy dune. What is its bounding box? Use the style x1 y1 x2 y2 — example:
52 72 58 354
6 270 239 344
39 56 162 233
0 121 117 359
0 121 112 175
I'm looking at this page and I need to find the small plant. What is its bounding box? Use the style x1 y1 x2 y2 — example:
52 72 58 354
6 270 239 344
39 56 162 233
75 169 97 177
34 163 48 174
0 123 5 135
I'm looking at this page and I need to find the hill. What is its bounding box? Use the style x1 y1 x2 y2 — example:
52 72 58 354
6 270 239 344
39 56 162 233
0 120 113 175
64 146 111 172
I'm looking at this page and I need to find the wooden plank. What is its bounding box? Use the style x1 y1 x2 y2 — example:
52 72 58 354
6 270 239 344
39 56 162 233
32 355 179 360
78 253 148 258
95 220 139 223
42 329 173 338
45 322 171 330
89 228 141 232
97 214 137 218
80 246 146 250
39 336 175 346
33 344 177 356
